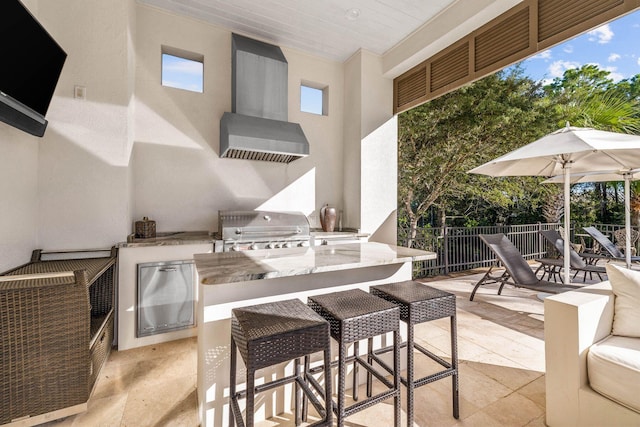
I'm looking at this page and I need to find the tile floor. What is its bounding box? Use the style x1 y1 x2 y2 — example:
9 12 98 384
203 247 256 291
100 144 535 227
43 268 594 426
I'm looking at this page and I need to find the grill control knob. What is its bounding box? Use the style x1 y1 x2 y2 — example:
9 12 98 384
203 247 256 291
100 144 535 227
282 242 292 248
266 243 276 249
298 241 309 247
249 243 258 250
230 244 240 251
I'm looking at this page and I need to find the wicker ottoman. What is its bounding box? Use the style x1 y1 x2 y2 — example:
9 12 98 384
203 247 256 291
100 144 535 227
307 289 401 427
230 299 332 427
370 280 459 426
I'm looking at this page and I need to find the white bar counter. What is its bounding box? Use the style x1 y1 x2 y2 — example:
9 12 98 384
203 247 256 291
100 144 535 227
194 242 435 427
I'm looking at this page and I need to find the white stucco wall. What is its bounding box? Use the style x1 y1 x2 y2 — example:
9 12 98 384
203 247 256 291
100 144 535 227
0 1 394 272
133 5 345 232
33 0 135 250
343 51 397 244
0 125 39 271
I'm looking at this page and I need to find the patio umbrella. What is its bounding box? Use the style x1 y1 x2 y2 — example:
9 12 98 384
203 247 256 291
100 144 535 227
543 169 640 268
469 124 640 283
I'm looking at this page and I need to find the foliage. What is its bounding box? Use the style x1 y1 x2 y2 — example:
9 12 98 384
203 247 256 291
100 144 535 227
398 64 640 244
545 65 640 225
398 67 559 244
546 64 640 133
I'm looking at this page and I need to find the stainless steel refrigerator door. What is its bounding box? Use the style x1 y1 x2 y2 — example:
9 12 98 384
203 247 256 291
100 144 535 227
137 260 195 337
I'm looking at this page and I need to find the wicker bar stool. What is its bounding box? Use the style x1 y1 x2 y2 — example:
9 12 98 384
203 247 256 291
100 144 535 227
369 280 459 427
229 299 332 427
307 288 401 427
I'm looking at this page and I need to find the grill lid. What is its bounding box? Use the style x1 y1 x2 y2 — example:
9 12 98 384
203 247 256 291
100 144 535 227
218 210 310 241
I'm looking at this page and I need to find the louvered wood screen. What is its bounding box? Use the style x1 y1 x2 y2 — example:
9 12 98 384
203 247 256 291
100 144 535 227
394 0 638 114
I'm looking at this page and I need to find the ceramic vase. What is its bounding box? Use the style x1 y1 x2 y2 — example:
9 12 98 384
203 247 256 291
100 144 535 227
320 204 337 232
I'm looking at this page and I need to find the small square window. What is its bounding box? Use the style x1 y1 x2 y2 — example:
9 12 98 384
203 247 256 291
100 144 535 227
161 46 203 93
301 83 327 116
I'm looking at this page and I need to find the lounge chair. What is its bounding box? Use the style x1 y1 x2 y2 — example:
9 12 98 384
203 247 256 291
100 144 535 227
470 233 582 301
582 226 640 263
538 229 606 282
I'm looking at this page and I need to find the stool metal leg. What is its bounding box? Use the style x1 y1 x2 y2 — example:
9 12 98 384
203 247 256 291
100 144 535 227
323 346 333 425
393 330 401 427
230 336 237 427
337 340 347 427
302 356 310 421
451 314 460 419
366 337 373 398
295 358 302 425
246 368 255 427
407 321 415 427
353 342 359 401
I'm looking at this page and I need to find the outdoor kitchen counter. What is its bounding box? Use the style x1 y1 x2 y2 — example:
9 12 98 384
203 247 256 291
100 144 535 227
118 230 215 248
195 242 435 427
195 242 433 285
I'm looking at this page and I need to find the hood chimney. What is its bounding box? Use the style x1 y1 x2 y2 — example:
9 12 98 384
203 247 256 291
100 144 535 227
219 34 310 163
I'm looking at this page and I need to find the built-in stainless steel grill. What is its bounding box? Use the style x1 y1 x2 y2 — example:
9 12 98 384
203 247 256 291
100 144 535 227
218 210 310 251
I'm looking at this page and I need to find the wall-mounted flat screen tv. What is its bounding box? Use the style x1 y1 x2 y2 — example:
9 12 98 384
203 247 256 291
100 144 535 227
0 0 67 137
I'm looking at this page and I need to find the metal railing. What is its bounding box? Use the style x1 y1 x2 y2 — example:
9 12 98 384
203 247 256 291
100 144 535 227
399 222 640 278
398 222 563 278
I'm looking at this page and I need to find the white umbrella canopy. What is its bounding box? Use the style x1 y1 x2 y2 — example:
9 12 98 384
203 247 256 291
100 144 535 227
543 169 640 268
469 125 640 283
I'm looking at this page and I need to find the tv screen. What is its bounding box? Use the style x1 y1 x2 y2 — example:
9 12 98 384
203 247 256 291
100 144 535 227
0 0 66 136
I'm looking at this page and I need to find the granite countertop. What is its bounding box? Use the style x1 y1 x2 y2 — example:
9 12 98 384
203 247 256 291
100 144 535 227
118 231 216 248
310 228 369 239
194 241 435 285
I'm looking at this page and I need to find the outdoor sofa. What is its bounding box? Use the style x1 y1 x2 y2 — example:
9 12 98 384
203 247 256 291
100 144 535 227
545 264 640 426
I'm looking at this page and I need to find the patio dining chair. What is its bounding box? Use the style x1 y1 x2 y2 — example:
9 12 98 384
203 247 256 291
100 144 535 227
538 229 606 282
582 226 640 263
470 233 582 301
613 228 640 256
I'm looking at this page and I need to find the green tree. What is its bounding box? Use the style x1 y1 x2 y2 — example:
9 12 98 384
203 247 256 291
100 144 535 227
544 65 640 226
398 68 558 246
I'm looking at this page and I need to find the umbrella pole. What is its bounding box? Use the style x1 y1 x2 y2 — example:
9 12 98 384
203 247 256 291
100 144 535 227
625 174 632 268
563 163 571 284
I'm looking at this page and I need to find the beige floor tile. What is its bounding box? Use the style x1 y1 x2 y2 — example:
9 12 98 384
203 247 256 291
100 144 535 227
517 376 546 409
91 360 139 400
464 358 542 392
480 392 544 426
129 349 197 392
41 274 558 427
120 375 197 427
36 394 128 427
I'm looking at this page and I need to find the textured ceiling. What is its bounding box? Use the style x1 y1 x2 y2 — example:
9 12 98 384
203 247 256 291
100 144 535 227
137 0 457 62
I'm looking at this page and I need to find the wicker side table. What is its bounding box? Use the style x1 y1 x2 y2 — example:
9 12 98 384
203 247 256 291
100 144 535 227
229 299 332 427
307 288 401 427
370 280 459 427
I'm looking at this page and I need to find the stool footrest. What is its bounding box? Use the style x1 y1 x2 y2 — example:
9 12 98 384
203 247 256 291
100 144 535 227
413 342 452 369
414 368 457 388
307 354 395 391
372 341 456 388
339 388 400 418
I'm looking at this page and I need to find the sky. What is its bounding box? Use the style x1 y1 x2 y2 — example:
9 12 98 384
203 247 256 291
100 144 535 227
514 10 640 84
161 53 204 93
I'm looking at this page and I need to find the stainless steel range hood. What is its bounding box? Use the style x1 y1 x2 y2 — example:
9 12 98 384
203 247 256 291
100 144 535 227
220 34 309 163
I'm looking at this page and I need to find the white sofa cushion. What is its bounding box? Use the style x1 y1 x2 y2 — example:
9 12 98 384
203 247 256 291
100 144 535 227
588 334 640 413
604 264 640 337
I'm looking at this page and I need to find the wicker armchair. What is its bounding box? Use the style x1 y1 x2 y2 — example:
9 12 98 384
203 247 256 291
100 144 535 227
0 248 116 426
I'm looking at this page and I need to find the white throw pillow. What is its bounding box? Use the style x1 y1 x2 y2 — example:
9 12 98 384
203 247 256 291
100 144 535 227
605 264 640 338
